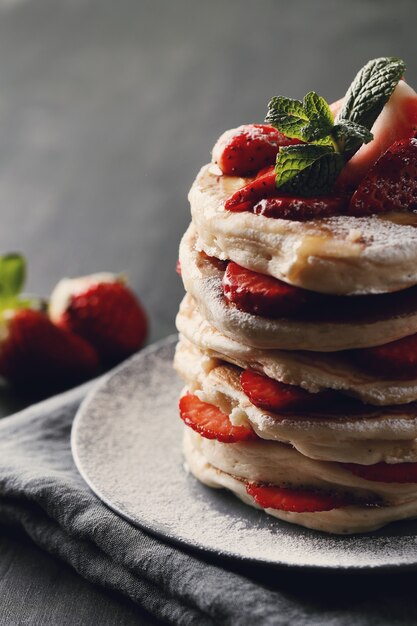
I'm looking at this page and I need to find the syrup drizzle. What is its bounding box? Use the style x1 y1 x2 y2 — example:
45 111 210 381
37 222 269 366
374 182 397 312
378 211 417 227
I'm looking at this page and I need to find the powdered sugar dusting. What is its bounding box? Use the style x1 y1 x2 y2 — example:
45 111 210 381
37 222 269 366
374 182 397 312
189 164 417 295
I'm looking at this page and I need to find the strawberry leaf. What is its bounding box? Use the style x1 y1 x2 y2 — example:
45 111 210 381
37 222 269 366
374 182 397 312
0 253 26 301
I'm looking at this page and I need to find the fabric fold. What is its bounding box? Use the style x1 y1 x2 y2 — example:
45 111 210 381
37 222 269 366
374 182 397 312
0 378 416 625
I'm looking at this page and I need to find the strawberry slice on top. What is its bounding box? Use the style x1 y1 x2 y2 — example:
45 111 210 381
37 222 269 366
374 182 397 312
253 195 349 221
348 137 417 216
336 80 417 192
179 393 256 443
224 171 279 212
212 124 300 177
49 273 148 364
246 482 352 512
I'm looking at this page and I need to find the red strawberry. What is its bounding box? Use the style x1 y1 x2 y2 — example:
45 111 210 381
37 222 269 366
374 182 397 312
212 124 300 177
246 482 352 512
49 273 148 364
350 332 417 378
176 259 182 276
336 81 417 192
179 393 257 443
255 165 276 178
240 370 340 414
0 309 99 390
222 262 308 317
348 137 417 216
224 172 278 211
253 195 349 221
342 462 417 483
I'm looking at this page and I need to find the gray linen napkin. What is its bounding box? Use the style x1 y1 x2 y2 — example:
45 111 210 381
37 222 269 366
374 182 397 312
1 381 417 625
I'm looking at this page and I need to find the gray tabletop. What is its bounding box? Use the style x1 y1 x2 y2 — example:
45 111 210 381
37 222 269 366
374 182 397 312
1 0 417 623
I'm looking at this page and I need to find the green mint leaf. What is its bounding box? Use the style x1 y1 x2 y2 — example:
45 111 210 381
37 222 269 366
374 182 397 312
265 96 309 139
265 57 406 196
301 92 334 143
280 153 344 196
275 145 344 196
0 253 26 301
266 92 334 144
275 144 333 186
336 57 406 131
332 120 373 153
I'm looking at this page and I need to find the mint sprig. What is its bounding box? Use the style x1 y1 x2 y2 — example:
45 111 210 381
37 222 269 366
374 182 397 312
266 92 334 145
336 57 406 130
265 57 405 196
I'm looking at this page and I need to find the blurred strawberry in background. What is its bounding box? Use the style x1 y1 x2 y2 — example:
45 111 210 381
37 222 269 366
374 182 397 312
0 308 99 391
0 255 148 395
49 273 148 365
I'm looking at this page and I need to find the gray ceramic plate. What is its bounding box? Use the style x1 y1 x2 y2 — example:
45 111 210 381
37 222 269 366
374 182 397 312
72 335 417 570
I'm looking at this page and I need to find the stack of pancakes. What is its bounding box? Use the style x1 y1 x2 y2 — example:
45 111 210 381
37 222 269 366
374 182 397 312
174 162 417 534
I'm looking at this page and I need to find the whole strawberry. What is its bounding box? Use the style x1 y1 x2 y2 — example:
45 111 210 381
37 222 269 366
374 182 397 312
212 124 300 176
0 254 99 390
49 273 148 364
0 309 99 389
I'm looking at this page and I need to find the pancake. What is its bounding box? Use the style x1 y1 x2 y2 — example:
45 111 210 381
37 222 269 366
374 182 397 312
180 223 417 351
189 164 417 296
176 295 417 406
174 339 417 464
183 428 417 534
183 426 417 502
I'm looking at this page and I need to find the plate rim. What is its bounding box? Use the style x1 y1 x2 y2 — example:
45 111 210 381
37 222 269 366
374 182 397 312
71 334 417 573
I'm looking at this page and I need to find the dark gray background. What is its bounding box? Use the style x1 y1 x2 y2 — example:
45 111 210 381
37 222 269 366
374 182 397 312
0 0 416 623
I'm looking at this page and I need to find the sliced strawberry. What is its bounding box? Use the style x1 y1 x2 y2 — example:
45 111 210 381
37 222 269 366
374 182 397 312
246 482 351 512
176 259 182 276
224 172 278 211
50 275 148 364
240 370 340 413
349 137 417 216
179 393 256 443
224 201 254 213
221 260 417 324
212 124 300 177
350 332 417 378
253 195 349 221
255 165 276 179
342 462 417 483
225 174 348 220
0 309 99 390
200 252 228 272
222 262 308 317
336 80 417 192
